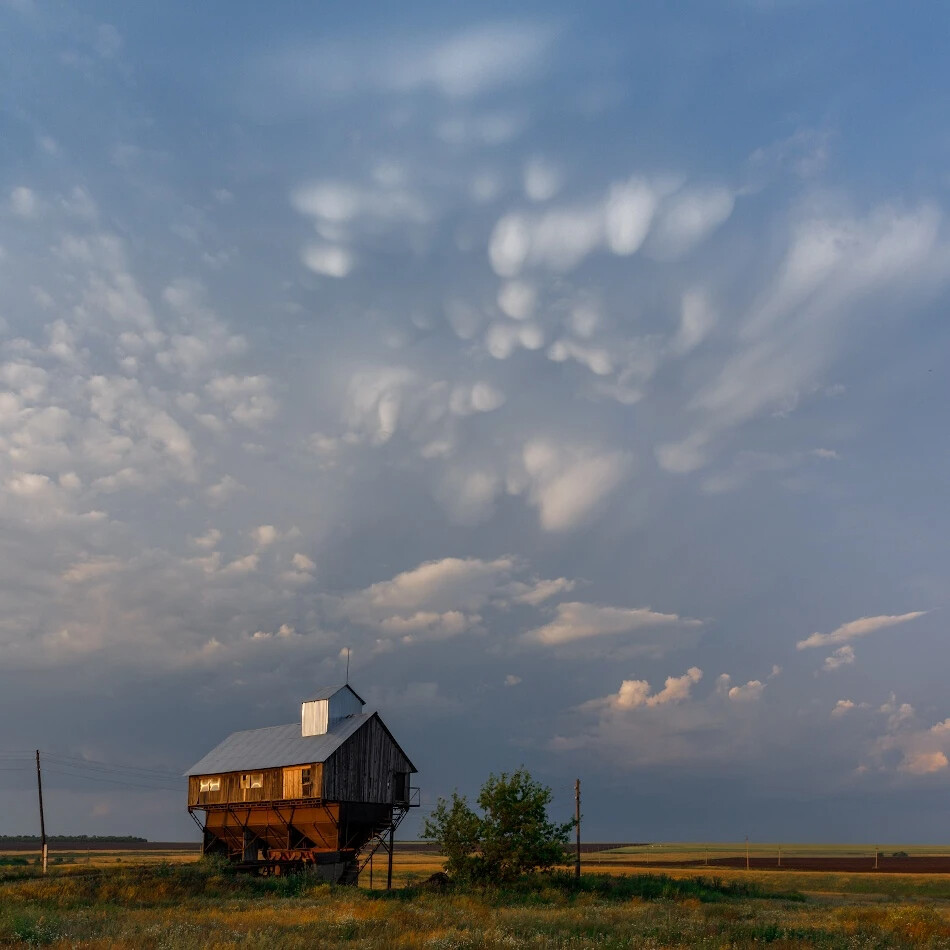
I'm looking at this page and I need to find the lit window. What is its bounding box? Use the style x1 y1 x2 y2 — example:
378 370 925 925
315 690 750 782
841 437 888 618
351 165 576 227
240 773 264 789
199 777 220 792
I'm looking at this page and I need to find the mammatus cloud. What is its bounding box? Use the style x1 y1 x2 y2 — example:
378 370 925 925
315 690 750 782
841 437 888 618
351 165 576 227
513 440 631 532
797 612 926 650
487 178 734 277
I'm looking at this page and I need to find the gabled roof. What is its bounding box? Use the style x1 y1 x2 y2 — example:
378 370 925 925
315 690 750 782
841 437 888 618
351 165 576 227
184 712 371 776
303 683 366 705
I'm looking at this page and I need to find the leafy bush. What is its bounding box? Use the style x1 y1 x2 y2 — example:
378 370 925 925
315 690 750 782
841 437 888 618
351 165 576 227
422 768 575 884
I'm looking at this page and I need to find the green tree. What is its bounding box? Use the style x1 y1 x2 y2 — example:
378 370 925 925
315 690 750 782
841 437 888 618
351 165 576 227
422 768 575 883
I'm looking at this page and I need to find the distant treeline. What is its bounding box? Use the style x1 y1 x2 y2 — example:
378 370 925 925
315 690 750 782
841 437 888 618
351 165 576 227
0 835 147 843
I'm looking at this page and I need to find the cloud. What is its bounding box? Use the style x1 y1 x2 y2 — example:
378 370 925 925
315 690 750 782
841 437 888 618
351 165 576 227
506 576 575 606
487 177 734 278
526 602 699 645
822 645 855 672
726 679 765 702
514 439 631 531
10 186 36 218
660 205 950 472
206 375 278 427
797 612 926 650
301 244 354 278
524 158 562 202
61 556 123 584
586 668 704 711
335 556 517 623
497 280 537 320
646 186 736 260
832 699 856 717
504 674 522 686
869 704 950 776
190 528 221 550
266 22 555 103
374 22 555 99
670 292 716 355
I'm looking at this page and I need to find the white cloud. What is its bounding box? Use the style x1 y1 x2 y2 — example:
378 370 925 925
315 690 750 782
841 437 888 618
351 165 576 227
10 186 37 218
647 186 735 260
664 205 950 470
337 555 517 623
547 339 613 376
797 611 926 649
822 645 856 672
61 557 123 584
670 291 716 355
526 602 699 645
251 525 278 548
727 679 765 702
524 158 562 202
504 674 522 686
190 528 221 550
584 667 703 710
219 554 260 576
289 553 313 572
384 22 555 98
205 475 242 505
301 243 353 277
497 280 537 320
488 176 728 276
507 576 575 606
206 375 278 427
832 699 856 717
516 439 630 531
604 177 658 255
378 610 475 642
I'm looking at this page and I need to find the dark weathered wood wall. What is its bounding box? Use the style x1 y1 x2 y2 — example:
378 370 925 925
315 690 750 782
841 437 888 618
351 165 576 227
322 714 414 804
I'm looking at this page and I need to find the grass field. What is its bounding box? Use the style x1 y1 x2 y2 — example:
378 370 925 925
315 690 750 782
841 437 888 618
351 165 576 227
3 846 950 947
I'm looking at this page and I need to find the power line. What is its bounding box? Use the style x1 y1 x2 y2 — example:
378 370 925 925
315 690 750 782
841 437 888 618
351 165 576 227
41 767 181 793
42 752 183 778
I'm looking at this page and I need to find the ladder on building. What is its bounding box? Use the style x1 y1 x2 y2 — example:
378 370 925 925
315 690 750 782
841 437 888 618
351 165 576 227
338 803 410 886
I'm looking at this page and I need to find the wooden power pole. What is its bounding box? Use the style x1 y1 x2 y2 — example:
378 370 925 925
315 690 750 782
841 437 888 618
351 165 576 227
35 750 47 874
574 778 581 879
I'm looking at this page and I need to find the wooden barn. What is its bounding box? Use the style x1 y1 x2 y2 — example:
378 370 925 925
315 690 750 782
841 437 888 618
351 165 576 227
185 685 418 883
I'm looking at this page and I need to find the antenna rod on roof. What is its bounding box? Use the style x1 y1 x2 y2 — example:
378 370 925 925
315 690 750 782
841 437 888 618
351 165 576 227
345 647 350 684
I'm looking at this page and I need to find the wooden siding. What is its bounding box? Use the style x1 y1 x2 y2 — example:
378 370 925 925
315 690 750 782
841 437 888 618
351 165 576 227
322 714 414 804
189 764 323 806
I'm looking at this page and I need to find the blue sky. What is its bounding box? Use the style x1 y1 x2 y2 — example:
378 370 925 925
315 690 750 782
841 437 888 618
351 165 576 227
1 0 949 841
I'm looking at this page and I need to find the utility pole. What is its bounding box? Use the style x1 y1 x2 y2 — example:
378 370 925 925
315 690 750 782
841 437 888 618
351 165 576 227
574 778 581 880
35 750 47 874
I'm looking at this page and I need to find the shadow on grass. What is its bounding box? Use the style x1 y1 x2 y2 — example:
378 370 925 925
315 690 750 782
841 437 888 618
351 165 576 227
370 870 805 905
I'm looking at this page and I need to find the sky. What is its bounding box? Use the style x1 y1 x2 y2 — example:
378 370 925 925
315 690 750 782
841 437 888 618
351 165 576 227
1 0 949 843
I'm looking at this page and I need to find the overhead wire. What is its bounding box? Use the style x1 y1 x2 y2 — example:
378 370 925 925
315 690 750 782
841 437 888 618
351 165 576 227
40 766 181 793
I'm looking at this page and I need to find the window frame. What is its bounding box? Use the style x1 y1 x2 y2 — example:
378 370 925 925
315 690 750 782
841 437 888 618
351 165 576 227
199 776 221 793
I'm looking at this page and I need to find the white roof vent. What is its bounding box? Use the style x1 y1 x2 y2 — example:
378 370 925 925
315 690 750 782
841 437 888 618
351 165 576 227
301 684 365 737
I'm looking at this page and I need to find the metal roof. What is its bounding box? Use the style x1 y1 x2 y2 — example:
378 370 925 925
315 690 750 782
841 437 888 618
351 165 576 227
303 684 366 705
184 712 372 776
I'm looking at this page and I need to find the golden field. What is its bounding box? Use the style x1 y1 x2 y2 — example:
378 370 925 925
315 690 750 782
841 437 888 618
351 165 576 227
3 847 950 947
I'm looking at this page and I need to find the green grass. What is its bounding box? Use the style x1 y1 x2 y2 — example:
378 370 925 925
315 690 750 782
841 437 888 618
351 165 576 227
1 859 949 948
